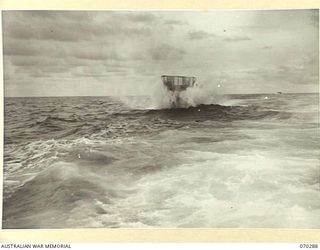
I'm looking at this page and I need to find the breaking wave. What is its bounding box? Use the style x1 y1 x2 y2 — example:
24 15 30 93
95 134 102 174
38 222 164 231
3 93 319 228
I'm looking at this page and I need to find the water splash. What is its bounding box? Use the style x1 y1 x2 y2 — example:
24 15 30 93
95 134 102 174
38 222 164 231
118 81 224 109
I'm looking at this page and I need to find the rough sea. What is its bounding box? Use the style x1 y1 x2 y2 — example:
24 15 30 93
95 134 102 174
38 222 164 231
3 93 319 229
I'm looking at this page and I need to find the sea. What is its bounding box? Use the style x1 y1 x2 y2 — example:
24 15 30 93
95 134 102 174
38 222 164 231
3 93 320 229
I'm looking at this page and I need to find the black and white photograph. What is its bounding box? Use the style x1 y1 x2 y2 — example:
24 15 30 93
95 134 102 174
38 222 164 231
2 9 319 229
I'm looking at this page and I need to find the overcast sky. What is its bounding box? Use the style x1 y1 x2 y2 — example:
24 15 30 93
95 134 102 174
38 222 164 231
3 10 319 97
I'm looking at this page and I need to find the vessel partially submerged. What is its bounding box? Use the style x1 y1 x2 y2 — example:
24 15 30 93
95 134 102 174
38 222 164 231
161 75 197 108
161 75 196 92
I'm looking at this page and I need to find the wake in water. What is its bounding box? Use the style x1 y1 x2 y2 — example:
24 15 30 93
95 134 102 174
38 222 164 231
3 93 319 228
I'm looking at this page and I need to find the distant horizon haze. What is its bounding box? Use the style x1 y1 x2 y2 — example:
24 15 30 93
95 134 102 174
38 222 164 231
4 91 319 99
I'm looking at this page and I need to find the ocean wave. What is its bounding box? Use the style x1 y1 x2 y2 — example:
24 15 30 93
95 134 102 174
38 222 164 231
142 104 293 123
3 162 115 228
35 115 82 125
4 94 319 228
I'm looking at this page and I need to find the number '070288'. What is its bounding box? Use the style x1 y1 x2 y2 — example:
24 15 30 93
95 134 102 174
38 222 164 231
300 244 318 248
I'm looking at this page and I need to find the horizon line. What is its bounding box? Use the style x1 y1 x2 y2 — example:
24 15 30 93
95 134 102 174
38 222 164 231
3 92 319 98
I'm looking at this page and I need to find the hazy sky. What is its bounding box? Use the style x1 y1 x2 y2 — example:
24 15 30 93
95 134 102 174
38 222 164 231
3 10 319 97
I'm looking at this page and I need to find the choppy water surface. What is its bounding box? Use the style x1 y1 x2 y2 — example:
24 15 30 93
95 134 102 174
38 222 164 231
3 93 319 228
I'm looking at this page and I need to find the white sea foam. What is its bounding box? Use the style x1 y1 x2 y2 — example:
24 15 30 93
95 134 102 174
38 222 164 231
118 81 225 109
3 94 319 229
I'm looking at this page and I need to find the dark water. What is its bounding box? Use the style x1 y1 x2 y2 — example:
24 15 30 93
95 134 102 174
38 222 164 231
3 93 320 228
